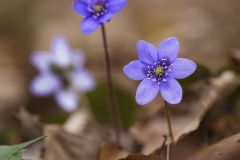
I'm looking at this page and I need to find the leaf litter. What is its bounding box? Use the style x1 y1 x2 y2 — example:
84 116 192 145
130 71 240 154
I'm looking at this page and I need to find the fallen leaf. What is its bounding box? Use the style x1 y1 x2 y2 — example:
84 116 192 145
63 108 91 134
119 153 166 160
186 132 240 160
43 107 139 160
130 71 240 154
97 143 129 160
16 107 43 141
42 108 110 160
15 107 44 160
43 124 106 160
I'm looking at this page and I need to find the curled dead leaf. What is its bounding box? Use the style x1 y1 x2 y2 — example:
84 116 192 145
119 153 166 160
186 132 240 160
15 107 44 160
97 143 129 160
16 107 43 141
43 109 138 160
130 71 240 154
43 123 108 160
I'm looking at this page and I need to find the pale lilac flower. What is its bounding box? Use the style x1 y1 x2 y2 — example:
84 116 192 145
30 35 95 111
73 0 127 34
123 37 197 105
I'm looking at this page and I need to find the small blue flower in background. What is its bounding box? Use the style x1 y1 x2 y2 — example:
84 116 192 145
123 37 197 105
30 35 95 111
73 0 127 34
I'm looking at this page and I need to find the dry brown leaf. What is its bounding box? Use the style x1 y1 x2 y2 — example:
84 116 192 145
63 108 91 134
43 108 137 160
119 153 166 160
97 143 129 160
43 124 138 160
42 108 104 160
43 124 108 160
16 107 43 141
186 132 240 160
15 107 44 160
130 71 240 154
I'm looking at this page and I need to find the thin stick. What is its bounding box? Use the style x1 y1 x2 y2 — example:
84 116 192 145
159 135 167 154
167 143 170 160
164 101 174 144
101 23 121 146
153 135 167 156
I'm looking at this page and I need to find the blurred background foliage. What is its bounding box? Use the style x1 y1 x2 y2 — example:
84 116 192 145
0 0 240 147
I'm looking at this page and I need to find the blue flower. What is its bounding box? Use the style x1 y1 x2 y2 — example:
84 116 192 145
73 0 127 34
30 35 95 111
123 37 197 105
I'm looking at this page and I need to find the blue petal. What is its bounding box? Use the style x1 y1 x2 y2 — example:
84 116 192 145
55 89 79 112
136 79 159 105
81 17 100 34
72 49 85 68
98 12 114 23
108 0 127 13
73 1 91 17
169 58 197 79
30 74 61 96
72 69 95 92
158 37 179 63
123 60 146 80
137 40 158 64
51 35 73 67
159 77 182 104
30 51 52 72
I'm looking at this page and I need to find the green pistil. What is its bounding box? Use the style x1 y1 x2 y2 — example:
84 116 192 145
50 64 63 75
62 76 70 88
154 66 163 76
67 64 74 72
94 5 103 13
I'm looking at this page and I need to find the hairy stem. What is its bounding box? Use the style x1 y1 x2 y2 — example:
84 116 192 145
164 101 174 144
101 23 121 146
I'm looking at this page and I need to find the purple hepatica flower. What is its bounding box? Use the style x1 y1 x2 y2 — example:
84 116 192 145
73 0 127 34
30 35 95 112
123 37 197 105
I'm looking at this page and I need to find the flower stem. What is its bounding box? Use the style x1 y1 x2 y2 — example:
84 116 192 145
164 101 174 144
101 23 121 146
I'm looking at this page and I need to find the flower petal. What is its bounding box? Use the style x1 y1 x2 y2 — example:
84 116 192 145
81 17 100 34
123 60 146 80
72 70 95 92
73 1 91 17
169 58 197 79
108 0 127 13
98 12 114 23
159 77 182 104
51 35 72 67
137 40 158 64
72 49 85 68
30 51 52 72
136 78 159 105
158 37 179 63
55 89 79 112
30 74 61 96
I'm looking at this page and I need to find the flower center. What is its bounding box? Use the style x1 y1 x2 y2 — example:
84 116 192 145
154 66 163 76
50 64 63 75
50 64 74 88
147 58 173 85
94 5 103 13
88 0 108 19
